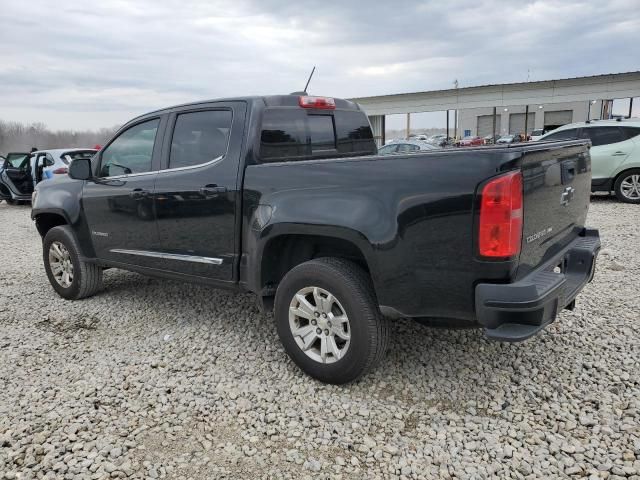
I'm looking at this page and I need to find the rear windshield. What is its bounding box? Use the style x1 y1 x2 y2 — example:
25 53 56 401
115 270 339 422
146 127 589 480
260 108 376 162
62 150 96 165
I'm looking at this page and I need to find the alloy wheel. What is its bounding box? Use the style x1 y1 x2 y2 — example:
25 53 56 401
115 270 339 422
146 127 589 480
288 286 351 364
620 174 640 200
49 241 74 288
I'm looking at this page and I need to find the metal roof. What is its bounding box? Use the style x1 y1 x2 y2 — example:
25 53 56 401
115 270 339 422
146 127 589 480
351 71 640 115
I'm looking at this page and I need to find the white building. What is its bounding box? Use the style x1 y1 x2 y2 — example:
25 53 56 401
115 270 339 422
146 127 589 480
351 71 640 144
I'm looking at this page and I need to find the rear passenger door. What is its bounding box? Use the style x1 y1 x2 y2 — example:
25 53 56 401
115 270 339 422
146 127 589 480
579 126 631 181
152 102 247 282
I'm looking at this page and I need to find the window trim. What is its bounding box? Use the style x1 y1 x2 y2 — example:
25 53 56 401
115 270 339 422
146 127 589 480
96 117 162 179
161 107 234 173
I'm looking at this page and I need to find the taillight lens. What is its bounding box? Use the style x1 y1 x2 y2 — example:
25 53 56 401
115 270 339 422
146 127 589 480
52 167 68 174
298 96 335 109
479 171 523 258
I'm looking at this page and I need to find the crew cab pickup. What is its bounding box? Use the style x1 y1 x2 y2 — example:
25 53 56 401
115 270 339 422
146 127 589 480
32 94 600 384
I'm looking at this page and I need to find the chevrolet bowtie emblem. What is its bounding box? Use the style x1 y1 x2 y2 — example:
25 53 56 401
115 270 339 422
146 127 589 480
560 186 575 206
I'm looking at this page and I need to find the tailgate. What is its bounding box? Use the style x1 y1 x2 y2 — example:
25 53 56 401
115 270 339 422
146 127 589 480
516 140 592 279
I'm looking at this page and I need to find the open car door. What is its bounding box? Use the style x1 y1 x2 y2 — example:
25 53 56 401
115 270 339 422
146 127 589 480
0 153 35 202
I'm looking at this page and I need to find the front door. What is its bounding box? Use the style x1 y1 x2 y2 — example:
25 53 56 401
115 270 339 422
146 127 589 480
82 117 165 267
152 103 246 281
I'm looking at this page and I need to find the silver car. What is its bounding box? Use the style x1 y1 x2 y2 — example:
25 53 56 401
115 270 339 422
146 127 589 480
378 140 439 155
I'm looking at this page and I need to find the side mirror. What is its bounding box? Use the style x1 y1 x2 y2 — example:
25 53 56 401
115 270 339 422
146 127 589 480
68 158 92 180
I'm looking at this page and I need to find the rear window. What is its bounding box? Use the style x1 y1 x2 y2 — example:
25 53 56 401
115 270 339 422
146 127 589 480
581 126 625 146
62 150 96 165
620 126 640 140
542 128 579 141
260 108 375 162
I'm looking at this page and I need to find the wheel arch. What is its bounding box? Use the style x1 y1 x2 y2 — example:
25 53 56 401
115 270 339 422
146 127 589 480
246 224 379 309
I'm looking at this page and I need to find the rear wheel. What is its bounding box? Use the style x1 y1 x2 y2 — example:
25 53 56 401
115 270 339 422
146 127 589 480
274 258 389 384
43 226 103 299
614 169 640 204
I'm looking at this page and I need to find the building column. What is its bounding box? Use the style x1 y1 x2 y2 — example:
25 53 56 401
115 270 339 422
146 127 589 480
368 115 385 147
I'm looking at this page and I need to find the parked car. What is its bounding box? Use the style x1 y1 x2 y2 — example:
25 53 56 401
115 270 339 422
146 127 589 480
0 149 96 204
32 94 600 384
378 140 438 155
530 129 547 141
408 134 429 141
496 134 521 145
457 136 484 147
483 134 501 145
539 118 640 203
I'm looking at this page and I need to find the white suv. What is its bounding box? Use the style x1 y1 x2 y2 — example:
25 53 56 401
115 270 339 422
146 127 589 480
539 119 640 203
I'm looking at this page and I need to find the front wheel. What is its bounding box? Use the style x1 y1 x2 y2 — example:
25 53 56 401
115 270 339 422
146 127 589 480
43 226 103 300
274 258 389 384
614 169 640 204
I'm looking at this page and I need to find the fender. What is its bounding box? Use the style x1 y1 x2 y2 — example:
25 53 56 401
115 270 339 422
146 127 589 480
242 220 380 296
31 178 96 258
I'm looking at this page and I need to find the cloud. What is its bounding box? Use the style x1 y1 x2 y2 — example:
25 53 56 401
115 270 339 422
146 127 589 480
0 0 638 129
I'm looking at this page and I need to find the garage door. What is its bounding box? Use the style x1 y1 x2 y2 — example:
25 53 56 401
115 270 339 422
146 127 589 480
477 115 501 137
544 110 573 129
509 113 535 135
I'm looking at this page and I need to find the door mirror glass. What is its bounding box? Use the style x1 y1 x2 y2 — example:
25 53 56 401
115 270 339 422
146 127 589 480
68 158 92 180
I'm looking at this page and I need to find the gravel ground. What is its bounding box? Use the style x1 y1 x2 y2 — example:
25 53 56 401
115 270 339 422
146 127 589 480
0 196 638 480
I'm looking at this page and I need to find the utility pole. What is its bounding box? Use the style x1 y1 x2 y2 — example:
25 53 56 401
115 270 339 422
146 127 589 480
524 105 529 140
406 113 411 139
629 98 634 118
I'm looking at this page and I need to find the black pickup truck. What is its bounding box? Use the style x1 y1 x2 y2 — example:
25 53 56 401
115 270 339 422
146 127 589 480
31 94 600 384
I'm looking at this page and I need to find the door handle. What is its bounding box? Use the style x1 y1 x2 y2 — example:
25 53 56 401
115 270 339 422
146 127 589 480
129 188 150 199
199 185 227 196
612 151 627 156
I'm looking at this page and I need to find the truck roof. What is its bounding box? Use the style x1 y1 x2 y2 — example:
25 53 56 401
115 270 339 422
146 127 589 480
128 94 363 125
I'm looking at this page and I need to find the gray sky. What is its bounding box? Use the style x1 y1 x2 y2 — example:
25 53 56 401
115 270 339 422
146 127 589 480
1 0 639 130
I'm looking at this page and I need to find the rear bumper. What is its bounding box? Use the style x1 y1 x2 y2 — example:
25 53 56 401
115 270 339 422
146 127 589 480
475 228 600 342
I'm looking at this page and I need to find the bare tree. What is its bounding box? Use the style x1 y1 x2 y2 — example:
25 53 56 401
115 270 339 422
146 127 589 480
0 120 119 156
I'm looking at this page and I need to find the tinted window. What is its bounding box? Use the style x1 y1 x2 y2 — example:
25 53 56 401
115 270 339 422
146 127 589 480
582 127 625 147
260 109 307 161
100 119 159 177
542 128 579 141
620 126 640 140
62 150 96 165
169 110 232 169
334 111 375 154
308 115 335 152
260 108 375 162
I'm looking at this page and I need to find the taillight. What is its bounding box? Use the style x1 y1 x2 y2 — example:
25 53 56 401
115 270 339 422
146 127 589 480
478 171 523 258
52 167 68 174
298 96 335 109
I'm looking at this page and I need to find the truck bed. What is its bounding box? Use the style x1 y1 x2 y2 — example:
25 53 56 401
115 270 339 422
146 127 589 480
242 140 594 323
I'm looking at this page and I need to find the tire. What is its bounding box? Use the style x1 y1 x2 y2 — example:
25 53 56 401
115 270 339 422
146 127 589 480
43 225 103 300
5 198 16 205
614 169 640 204
274 258 389 384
